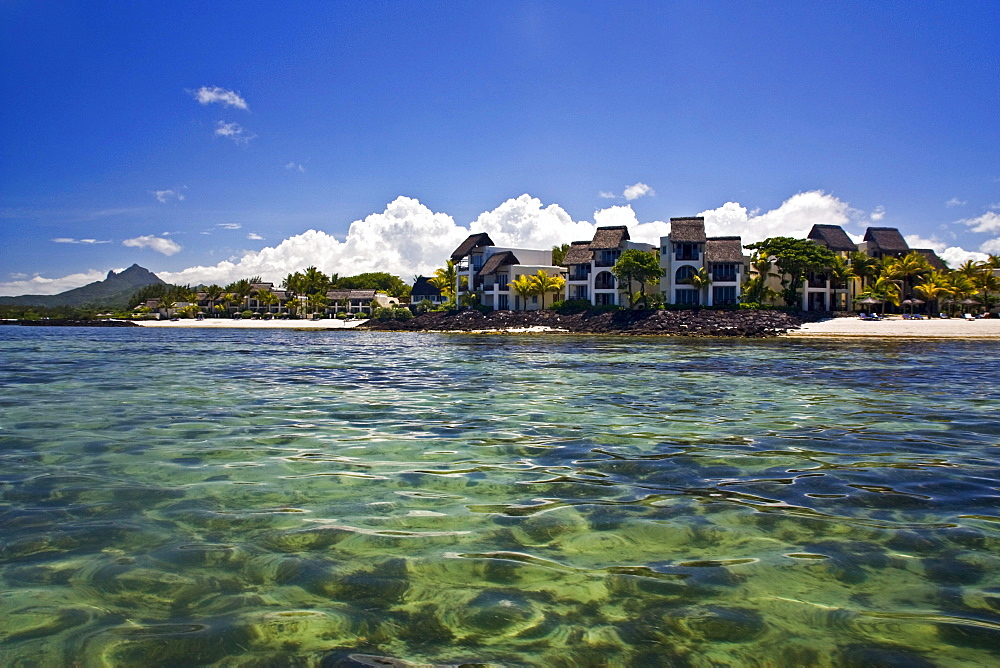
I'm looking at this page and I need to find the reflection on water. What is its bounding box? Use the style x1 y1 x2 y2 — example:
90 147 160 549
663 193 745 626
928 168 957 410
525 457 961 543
1 327 998 666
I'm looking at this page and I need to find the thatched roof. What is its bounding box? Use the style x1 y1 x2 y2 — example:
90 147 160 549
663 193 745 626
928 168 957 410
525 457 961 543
589 226 630 250
669 217 706 243
410 276 441 298
705 237 745 264
912 248 949 271
327 289 378 301
864 227 909 254
478 251 520 276
807 224 857 252
563 241 594 265
450 233 495 260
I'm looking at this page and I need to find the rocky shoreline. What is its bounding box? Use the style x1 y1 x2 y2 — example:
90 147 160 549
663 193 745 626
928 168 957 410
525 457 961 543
359 308 812 337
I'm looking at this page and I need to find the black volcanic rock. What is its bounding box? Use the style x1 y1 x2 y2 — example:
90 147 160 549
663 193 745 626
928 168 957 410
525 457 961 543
359 308 808 337
0 264 165 308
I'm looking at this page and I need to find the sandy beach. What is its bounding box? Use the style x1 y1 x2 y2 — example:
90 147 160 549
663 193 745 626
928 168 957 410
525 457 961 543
129 314 1000 338
135 318 366 330
785 316 1000 339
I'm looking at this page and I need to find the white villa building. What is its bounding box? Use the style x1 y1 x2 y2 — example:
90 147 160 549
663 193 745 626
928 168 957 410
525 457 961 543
450 233 563 310
659 217 747 306
562 226 657 306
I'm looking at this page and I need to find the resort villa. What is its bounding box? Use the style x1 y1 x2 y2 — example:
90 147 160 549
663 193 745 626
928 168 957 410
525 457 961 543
660 217 746 307
450 233 564 311
562 226 657 306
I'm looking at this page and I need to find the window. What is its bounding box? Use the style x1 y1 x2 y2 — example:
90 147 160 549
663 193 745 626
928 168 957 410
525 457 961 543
675 243 699 261
675 288 700 305
531 296 538 304
498 294 509 310
572 285 588 300
497 273 509 290
712 263 739 282
713 286 737 305
595 293 616 306
675 265 696 283
594 271 616 289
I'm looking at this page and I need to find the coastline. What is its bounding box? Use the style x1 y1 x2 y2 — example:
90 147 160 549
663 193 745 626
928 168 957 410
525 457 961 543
783 316 1000 339
134 318 365 330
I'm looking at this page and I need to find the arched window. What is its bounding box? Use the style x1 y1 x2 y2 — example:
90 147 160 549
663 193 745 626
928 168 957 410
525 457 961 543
594 271 616 290
675 265 696 284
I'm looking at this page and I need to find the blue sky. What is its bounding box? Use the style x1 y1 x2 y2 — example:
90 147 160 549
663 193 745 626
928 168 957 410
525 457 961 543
2 0 998 294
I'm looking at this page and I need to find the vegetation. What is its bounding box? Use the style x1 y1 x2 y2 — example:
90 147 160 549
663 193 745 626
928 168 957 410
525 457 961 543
744 237 837 307
551 243 571 267
611 249 664 306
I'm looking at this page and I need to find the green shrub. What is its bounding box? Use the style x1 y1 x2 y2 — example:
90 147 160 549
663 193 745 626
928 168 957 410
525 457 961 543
551 299 592 314
373 307 395 320
392 307 414 320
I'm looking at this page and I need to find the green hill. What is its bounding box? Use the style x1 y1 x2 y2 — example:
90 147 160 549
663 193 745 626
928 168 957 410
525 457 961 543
0 264 165 309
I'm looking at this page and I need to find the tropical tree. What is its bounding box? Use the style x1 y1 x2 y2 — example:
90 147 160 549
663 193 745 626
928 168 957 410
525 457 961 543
884 251 931 299
429 260 459 303
685 267 712 305
255 288 279 316
306 292 329 318
611 249 664 306
827 255 857 310
741 254 781 305
301 266 332 295
745 237 837 307
856 276 900 314
848 251 880 290
551 243 571 267
226 279 254 312
511 274 538 311
203 284 224 318
531 269 565 310
913 270 953 315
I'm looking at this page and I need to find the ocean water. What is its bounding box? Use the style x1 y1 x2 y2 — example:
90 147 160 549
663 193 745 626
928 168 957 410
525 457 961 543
0 326 998 667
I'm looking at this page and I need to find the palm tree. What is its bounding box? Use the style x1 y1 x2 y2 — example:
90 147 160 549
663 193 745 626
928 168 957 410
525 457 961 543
885 251 931 300
511 274 538 311
827 255 857 310
913 271 953 316
203 284 224 318
429 260 460 304
531 269 565 310
302 266 331 296
256 288 279 316
742 254 780 305
226 279 254 313
306 292 329 318
857 276 900 315
686 267 711 305
849 251 880 290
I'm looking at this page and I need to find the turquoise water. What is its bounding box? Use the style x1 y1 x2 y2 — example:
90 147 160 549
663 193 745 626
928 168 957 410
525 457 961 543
0 327 998 666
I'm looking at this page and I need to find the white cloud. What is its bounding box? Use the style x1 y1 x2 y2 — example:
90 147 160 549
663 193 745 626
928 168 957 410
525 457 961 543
869 205 885 222
979 238 1000 254
989 203 1000 211
285 162 306 173
153 189 185 203
218 223 242 230
960 211 1000 234
940 247 987 266
52 237 111 244
247 232 263 240
598 191 616 199
0 270 106 297
623 182 655 201
904 234 945 252
593 205 670 245
469 194 596 248
699 190 856 246
9 272 28 279
190 86 249 111
945 197 967 207
123 235 182 256
215 121 255 144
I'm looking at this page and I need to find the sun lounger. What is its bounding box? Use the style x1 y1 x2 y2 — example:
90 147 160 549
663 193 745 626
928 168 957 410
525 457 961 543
962 313 975 321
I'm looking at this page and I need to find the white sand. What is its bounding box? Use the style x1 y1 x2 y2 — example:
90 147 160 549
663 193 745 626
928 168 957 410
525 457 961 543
785 316 1000 339
135 318 366 330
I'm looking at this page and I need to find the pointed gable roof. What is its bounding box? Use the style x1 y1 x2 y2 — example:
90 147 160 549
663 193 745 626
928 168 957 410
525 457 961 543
589 226 630 250
478 251 520 276
450 233 495 261
807 224 857 252
863 227 909 254
705 237 745 264
563 241 594 265
912 249 949 272
410 276 442 298
669 217 707 243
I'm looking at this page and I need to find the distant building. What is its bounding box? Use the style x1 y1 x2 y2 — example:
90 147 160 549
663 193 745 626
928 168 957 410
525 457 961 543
409 276 447 307
659 217 746 306
563 226 656 306
450 233 563 310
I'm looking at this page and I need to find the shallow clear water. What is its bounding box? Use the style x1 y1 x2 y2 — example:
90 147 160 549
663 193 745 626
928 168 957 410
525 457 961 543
0 327 998 666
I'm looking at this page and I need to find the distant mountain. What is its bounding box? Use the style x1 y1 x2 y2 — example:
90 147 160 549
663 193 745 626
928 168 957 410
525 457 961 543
0 264 166 308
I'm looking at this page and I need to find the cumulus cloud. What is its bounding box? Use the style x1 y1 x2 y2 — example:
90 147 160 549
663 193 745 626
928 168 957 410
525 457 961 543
945 197 967 207
285 162 306 173
593 205 670 244
699 191 855 245
247 232 264 241
869 205 885 222
905 234 986 267
153 188 185 203
961 211 1000 234
52 238 111 244
123 235 182 256
623 182 655 201
469 194 596 248
215 121 255 144
190 86 249 110
0 270 107 297
980 238 1000 254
